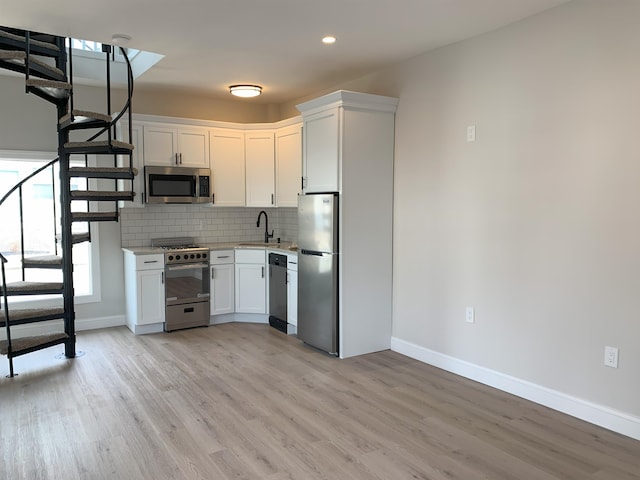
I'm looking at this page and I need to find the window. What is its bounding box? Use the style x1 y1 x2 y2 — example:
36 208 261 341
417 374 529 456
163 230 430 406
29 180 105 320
0 150 101 306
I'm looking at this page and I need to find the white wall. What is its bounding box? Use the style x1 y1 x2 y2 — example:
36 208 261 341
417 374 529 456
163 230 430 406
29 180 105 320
339 0 640 427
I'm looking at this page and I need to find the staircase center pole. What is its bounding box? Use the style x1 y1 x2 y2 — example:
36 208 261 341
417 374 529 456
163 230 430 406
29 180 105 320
57 102 76 358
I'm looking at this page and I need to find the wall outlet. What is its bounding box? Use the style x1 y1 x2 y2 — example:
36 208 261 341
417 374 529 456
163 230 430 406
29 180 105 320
604 346 619 368
466 125 476 142
465 307 475 324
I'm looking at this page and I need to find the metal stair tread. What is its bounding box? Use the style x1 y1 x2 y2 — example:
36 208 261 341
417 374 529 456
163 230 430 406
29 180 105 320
68 166 138 178
71 211 119 222
60 111 111 123
26 77 71 90
0 29 61 52
0 50 26 60
63 140 134 154
0 306 65 324
26 78 71 100
22 254 63 267
70 190 135 200
0 332 68 356
1 281 64 295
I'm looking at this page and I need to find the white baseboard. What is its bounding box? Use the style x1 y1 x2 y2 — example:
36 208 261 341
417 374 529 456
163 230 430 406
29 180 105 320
0 315 125 340
391 337 640 441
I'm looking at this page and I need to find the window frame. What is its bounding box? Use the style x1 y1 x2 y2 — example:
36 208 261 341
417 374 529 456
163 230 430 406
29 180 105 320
0 149 102 307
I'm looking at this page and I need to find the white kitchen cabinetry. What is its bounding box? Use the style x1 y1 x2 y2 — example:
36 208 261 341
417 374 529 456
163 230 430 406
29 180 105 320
210 129 246 206
118 122 144 208
210 250 235 316
275 123 302 207
234 249 266 314
143 124 209 168
286 253 298 332
245 131 275 207
297 91 398 358
123 251 165 335
301 109 339 193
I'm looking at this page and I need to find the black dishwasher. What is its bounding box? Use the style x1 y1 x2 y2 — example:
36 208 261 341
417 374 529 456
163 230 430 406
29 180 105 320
268 253 288 333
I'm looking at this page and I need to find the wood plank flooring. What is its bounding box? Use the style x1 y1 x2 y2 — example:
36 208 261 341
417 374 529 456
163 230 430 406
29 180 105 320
1 323 638 479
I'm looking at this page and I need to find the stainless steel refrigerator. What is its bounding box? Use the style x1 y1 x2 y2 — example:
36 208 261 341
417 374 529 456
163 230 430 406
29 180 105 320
297 193 339 355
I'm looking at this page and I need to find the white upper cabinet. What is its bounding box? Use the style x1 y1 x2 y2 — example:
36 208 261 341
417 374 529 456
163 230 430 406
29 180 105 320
275 123 302 207
118 122 144 208
245 130 275 207
143 124 209 168
301 109 339 193
210 129 246 207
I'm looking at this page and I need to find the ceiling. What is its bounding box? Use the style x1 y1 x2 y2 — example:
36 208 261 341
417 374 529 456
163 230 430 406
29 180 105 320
3 0 570 104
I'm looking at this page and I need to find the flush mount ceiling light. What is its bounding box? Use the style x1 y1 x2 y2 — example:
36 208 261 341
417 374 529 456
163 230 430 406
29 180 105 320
322 36 337 44
111 33 131 45
229 85 262 98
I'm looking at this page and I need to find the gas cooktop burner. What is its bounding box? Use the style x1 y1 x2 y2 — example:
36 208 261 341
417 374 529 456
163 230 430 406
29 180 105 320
160 245 199 251
152 237 209 265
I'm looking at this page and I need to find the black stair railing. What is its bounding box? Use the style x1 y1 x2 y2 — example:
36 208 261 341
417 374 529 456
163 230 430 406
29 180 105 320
0 30 135 369
0 158 59 280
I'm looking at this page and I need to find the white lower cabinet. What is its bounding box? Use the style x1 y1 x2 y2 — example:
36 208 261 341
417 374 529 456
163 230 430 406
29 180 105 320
123 251 165 334
210 250 235 316
234 249 266 314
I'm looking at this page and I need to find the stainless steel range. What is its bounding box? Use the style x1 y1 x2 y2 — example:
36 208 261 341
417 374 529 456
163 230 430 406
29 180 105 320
152 237 210 332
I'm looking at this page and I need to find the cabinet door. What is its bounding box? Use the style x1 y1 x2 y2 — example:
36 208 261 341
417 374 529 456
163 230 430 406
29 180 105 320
118 122 144 208
245 131 275 207
303 109 340 193
210 129 246 206
276 123 302 207
137 269 165 325
143 124 178 166
211 263 235 316
177 128 209 168
235 263 266 313
287 269 297 327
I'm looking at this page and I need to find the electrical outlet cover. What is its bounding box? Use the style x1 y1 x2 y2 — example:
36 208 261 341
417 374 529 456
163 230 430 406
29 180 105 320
604 346 619 368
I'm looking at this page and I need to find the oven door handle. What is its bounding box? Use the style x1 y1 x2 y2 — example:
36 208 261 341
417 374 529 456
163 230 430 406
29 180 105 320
166 262 209 271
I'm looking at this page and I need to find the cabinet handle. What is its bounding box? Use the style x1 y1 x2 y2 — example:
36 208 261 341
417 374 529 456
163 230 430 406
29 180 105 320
144 260 159 264
301 176 304 190
217 255 230 259
175 153 178 165
161 272 164 284
271 193 274 205
211 268 215 279
212 193 215 204
179 153 182 164
261 266 264 278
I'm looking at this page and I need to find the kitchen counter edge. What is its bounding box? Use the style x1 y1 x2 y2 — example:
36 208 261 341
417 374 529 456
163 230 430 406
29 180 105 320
122 242 297 256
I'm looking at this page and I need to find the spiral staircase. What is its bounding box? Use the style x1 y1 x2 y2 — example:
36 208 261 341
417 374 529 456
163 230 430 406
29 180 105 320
0 26 136 377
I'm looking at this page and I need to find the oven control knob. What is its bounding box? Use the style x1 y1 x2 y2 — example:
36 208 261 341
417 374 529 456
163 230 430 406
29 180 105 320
176 255 181 260
190 254 195 259
196 253 201 258
202 253 207 259
168 255 174 261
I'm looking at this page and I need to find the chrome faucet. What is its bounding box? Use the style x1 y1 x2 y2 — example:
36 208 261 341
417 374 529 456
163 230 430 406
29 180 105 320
256 210 274 244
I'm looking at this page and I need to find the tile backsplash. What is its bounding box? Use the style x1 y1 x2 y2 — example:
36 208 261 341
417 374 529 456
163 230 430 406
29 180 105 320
120 206 298 248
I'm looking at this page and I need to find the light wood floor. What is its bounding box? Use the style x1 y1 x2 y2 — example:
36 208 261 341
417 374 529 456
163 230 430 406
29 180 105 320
1 324 638 480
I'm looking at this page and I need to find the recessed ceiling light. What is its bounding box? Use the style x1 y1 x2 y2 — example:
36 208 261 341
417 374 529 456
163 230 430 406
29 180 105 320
229 85 262 98
322 36 336 45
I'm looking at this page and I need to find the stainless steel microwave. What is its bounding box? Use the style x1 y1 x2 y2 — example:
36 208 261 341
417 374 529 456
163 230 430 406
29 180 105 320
144 166 212 204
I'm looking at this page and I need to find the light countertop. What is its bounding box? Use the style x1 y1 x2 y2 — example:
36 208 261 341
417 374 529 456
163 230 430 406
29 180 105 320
123 241 297 256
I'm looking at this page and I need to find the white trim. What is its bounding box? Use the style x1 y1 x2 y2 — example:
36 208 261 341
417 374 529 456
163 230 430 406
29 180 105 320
0 315 125 340
391 336 640 441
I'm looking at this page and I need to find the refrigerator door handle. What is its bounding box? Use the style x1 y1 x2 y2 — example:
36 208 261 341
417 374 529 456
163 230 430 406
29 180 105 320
300 249 325 256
